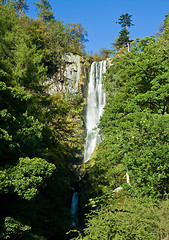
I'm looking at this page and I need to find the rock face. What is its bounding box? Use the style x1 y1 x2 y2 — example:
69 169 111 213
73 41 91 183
47 52 88 96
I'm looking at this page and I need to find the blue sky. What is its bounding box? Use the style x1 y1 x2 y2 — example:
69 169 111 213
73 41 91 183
27 0 169 53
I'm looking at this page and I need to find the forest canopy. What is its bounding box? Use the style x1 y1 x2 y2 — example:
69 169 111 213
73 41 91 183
0 1 86 239
0 1 169 239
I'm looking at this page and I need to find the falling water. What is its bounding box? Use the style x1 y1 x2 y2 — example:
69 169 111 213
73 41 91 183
71 192 79 226
84 60 106 163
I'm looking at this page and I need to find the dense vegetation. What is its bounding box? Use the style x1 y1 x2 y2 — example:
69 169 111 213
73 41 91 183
0 1 169 239
73 13 169 240
0 1 87 239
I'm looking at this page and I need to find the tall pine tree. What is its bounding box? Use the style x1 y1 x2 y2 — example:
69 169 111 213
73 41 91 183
13 0 29 16
35 0 54 22
114 13 133 51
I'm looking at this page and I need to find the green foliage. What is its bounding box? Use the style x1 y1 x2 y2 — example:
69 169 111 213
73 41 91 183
99 48 112 58
89 31 169 198
1 216 46 239
0 4 86 239
117 13 134 29
87 48 112 62
35 0 54 22
0 5 47 90
12 0 29 16
77 13 169 240
2 217 31 239
0 157 56 199
73 198 169 240
66 23 88 54
113 13 133 51
44 20 71 68
113 28 130 49
0 81 46 163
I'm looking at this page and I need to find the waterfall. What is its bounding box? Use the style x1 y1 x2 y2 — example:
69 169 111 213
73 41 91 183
71 192 79 226
84 60 106 163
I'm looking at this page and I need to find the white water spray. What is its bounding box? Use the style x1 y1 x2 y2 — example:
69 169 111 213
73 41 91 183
84 60 106 163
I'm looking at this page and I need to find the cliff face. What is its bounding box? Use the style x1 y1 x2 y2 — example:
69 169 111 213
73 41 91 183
47 52 89 96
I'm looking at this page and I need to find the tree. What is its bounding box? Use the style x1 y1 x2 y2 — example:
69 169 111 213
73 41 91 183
0 0 6 5
117 13 134 30
13 0 29 16
114 13 134 51
73 198 169 240
94 33 169 198
74 14 169 240
114 28 130 50
82 13 169 202
1 0 29 16
35 0 54 22
0 5 80 239
44 19 71 67
99 48 112 59
66 23 88 54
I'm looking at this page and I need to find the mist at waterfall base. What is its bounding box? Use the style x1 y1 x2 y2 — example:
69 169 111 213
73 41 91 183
84 60 106 163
